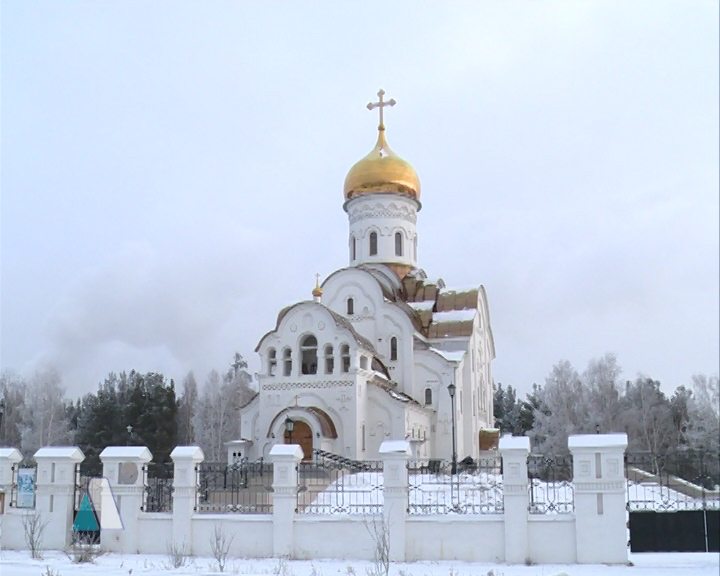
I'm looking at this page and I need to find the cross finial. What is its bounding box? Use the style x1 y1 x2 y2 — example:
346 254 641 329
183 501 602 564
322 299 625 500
315 273 321 287
367 89 396 130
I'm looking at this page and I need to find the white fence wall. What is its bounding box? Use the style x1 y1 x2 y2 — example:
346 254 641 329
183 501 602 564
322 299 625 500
0 435 630 565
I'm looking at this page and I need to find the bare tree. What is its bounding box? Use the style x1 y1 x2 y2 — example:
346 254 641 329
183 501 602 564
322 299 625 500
685 374 720 454
19 367 72 455
22 510 48 560
364 515 390 576
209 523 234 572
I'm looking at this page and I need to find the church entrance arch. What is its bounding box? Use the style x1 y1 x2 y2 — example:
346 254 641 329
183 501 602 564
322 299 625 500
285 420 313 460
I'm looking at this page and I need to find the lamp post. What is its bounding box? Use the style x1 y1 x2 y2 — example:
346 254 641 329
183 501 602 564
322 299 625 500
284 417 295 444
126 425 133 446
447 382 457 475
0 398 5 443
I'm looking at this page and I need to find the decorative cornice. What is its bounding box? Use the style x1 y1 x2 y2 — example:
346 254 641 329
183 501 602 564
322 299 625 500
574 480 625 493
503 484 529 494
350 209 417 225
262 380 353 391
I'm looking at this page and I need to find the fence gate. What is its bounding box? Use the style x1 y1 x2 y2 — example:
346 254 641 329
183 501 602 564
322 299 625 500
626 451 720 552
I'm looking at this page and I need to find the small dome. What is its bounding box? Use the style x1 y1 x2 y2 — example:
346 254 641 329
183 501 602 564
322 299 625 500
344 128 420 202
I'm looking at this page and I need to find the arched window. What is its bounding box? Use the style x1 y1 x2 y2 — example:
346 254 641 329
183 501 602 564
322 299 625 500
350 236 356 261
424 387 433 406
300 334 318 375
341 344 351 373
390 336 398 361
360 356 368 369
369 231 378 256
395 232 403 256
283 348 292 376
413 236 418 260
325 344 334 374
268 348 277 376
347 297 354 315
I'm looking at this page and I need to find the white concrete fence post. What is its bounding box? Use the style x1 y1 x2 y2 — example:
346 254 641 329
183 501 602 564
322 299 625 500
499 436 531 564
170 446 204 555
270 444 303 558
0 448 23 549
568 433 629 564
33 447 85 550
100 446 153 554
379 440 410 562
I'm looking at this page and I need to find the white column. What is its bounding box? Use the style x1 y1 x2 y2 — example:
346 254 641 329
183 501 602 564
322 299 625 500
568 434 629 564
0 448 23 549
34 447 85 550
379 440 410 562
99 446 152 553
170 446 204 555
499 436 530 564
270 444 303 558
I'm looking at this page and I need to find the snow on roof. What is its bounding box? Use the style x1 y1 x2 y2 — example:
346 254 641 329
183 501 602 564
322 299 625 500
379 440 411 455
429 348 466 363
498 436 530 451
442 286 479 294
269 444 304 459
0 448 22 461
34 447 84 461
568 434 628 449
432 309 476 323
170 446 205 460
408 300 434 311
100 446 153 460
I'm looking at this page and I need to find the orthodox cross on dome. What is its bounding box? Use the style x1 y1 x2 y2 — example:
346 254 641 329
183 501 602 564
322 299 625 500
367 89 396 130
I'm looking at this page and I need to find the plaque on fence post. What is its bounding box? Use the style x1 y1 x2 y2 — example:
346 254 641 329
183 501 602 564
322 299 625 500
17 468 36 508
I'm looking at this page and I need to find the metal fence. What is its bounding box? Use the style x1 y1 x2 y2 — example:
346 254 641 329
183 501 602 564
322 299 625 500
527 453 574 514
297 453 383 514
10 461 37 509
143 462 174 513
626 451 720 512
196 459 274 514
407 457 504 515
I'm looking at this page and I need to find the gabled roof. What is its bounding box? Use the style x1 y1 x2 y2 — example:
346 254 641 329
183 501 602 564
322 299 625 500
255 300 376 352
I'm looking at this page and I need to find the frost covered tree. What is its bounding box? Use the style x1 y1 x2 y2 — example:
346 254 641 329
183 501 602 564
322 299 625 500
582 353 624 434
0 370 26 448
192 354 256 462
177 371 198 445
18 368 73 456
530 360 593 454
685 374 719 454
621 377 675 455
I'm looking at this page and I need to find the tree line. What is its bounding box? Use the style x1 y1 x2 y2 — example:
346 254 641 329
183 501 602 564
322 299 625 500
0 352 717 469
0 353 255 475
494 353 719 457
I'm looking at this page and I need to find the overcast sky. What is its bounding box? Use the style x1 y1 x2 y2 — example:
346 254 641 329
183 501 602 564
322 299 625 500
1 1 718 399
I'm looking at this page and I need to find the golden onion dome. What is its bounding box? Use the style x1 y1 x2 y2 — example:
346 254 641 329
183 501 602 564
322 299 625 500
344 127 420 202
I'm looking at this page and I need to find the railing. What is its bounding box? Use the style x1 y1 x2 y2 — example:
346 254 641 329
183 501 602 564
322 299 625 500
407 457 503 514
196 459 273 514
10 461 37 509
625 451 720 512
143 462 174 513
527 453 574 514
297 455 383 514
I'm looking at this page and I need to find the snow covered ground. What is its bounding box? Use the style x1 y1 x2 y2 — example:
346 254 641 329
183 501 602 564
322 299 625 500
0 551 718 576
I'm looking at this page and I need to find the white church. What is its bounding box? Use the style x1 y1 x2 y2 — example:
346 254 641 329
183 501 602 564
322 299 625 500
236 91 497 462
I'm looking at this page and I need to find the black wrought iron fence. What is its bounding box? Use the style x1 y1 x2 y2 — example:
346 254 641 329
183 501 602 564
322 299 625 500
527 453 574 514
196 459 273 514
10 461 37 509
142 462 174 513
625 450 720 512
407 456 503 515
297 455 383 514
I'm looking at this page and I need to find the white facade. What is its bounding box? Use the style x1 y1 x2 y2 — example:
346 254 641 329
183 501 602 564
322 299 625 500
238 124 497 463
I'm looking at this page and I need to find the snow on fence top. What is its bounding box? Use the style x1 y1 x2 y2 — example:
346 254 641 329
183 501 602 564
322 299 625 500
568 434 628 449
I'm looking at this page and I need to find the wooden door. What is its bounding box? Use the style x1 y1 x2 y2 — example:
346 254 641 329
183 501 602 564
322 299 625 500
285 420 313 460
